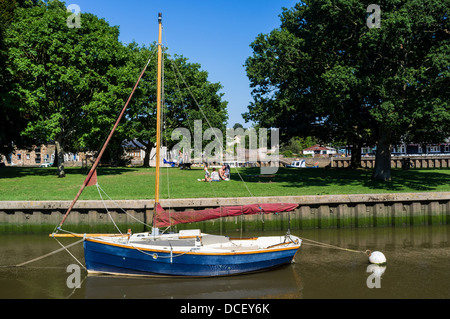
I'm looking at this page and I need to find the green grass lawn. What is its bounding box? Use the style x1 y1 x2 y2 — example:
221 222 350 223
1 166 449 201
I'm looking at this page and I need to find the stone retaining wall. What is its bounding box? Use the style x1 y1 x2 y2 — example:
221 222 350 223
0 192 449 233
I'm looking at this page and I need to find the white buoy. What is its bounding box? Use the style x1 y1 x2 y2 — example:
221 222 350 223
368 251 386 265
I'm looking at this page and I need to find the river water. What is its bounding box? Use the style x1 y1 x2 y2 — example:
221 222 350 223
0 225 449 299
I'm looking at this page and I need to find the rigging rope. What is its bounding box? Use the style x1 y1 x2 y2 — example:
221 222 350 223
96 183 124 236
161 47 174 234
169 55 255 198
163 29 226 234
53 237 87 270
128 241 190 260
162 26 255 199
95 183 153 230
162 26 265 237
55 47 157 233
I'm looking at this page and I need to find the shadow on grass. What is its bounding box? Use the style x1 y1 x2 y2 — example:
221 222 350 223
0 166 139 179
234 167 450 193
2 166 448 194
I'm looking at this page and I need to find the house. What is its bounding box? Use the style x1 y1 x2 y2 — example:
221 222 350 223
392 143 450 156
303 144 336 157
340 142 450 156
1 144 87 167
122 140 147 165
1 144 55 166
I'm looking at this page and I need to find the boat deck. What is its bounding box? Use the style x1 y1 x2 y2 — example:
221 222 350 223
122 233 297 252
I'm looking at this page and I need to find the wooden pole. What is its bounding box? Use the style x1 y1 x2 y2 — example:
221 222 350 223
56 43 151 231
155 12 163 205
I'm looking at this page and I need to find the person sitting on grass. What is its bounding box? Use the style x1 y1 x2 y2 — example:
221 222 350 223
198 165 211 182
211 168 220 182
219 165 230 181
224 164 230 180
219 165 226 180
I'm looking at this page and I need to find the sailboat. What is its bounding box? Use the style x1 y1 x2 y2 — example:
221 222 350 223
52 13 301 277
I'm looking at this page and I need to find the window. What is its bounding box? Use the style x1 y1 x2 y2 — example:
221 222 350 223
445 145 450 152
427 146 439 153
17 153 21 160
394 145 406 153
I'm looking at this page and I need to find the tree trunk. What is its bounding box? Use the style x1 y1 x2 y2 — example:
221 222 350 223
55 140 65 178
143 147 150 167
372 127 392 181
350 141 362 168
138 140 152 167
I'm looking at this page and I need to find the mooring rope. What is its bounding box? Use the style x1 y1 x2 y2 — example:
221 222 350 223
0 238 84 269
299 236 371 256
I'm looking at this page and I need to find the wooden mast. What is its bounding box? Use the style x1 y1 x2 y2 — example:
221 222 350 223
153 12 163 234
55 13 163 235
155 12 162 203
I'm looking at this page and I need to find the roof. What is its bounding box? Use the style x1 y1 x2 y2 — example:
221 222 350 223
303 144 331 151
122 139 147 149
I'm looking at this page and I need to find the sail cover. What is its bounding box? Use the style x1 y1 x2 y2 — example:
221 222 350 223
154 203 298 228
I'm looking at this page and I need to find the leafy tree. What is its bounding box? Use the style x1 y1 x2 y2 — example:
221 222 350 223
0 0 43 157
3 0 132 176
123 44 228 166
245 0 450 180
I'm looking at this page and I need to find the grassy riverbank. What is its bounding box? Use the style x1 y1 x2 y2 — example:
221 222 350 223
1 166 449 201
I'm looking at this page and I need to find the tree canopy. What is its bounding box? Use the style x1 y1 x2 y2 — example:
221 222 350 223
123 44 228 166
0 0 40 157
3 0 132 176
1 0 228 174
245 0 450 180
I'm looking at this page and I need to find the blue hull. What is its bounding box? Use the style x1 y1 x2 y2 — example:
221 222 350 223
84 239 300 277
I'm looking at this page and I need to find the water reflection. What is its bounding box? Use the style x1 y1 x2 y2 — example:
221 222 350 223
0 225 449 299
84 265 303 299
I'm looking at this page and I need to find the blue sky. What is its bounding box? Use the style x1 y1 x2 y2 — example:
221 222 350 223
69 0 298 127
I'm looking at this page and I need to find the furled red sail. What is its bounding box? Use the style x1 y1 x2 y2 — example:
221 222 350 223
154 203 298 228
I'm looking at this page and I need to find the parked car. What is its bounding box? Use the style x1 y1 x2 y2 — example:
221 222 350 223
39 163 53 167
